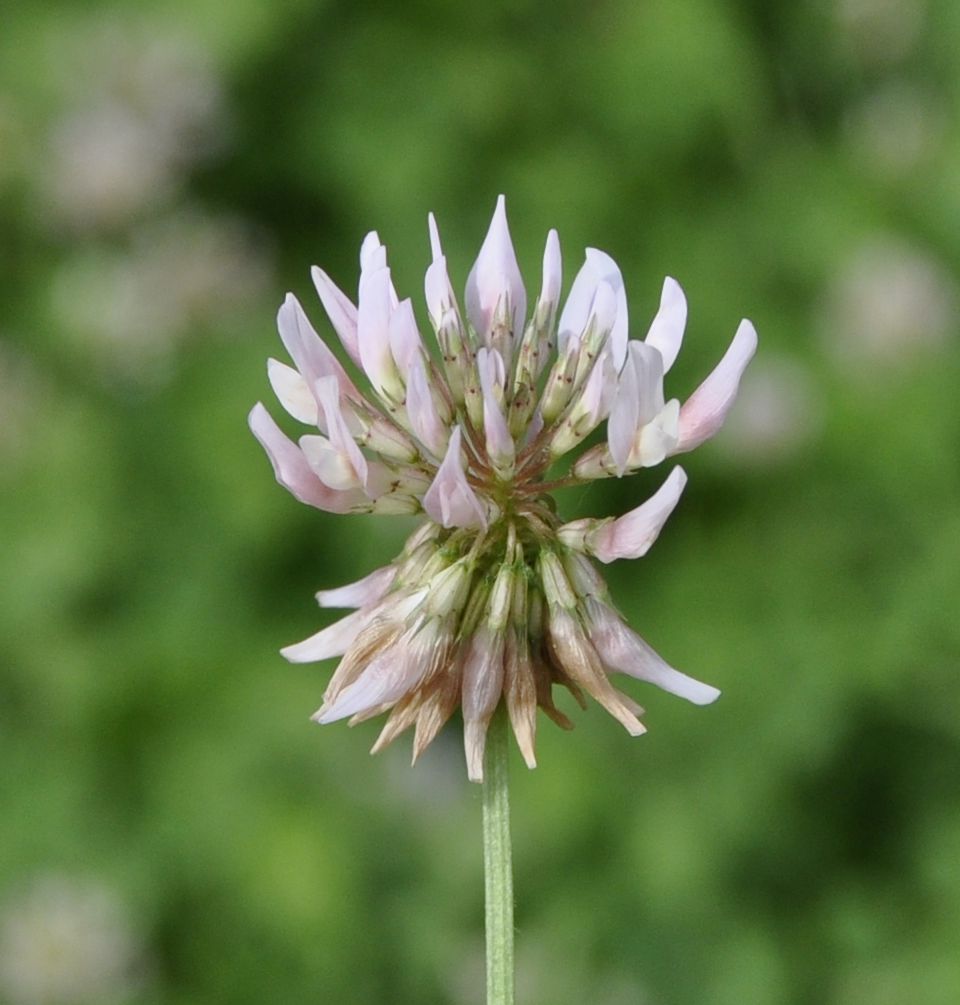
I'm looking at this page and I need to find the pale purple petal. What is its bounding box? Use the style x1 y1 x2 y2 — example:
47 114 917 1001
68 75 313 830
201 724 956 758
588 466 687 563
310 268 361 365
406 354 448 457
267 358 318 425
465 194 526 339
590 601 720 705
315 566 396 608
644 277 687 373
359 231 386 273
280 607 372 663
388 298 424 375
248 403 363 513
675 319 758 453
422 426 487 529
277 293 360 404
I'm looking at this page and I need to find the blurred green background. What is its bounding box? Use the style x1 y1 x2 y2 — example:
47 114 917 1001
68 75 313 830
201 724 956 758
1 1 958 1002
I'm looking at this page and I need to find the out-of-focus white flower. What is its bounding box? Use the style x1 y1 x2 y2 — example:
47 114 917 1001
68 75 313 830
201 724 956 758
251 198 757 780
845 82 946 181
715 356 824 463
50 209 271 383
40 23 227 232
0 875 146 1005
819 238 956 368
834 0 927 65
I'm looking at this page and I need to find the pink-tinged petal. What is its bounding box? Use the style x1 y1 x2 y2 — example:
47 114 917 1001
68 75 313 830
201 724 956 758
267 358 318 425
310 268 361 366
539 229 562 310
299 434 360 491
388 298 423 375
422 426 487 530
644 277 687 373
406 355 448 457
357 266 401 397
589 601 720 705
676 319 758 453
313 375 369 491
248 403 364 513
315 566 396 608
280 607 372 664
277 293 360 403
465 194 527 339
588 466 687 563
558 249 628 369
477 348 515 467
427 212 443 262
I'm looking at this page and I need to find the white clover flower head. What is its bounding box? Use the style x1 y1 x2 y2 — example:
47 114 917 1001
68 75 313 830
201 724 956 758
251 197 758 781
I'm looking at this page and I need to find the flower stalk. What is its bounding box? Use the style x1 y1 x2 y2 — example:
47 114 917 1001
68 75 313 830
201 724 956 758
482 704 514 1005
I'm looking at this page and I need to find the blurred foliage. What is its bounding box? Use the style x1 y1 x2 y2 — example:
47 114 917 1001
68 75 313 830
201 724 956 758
1 0 959 1003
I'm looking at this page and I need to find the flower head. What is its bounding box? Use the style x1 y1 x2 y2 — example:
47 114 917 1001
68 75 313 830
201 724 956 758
251 198 757 780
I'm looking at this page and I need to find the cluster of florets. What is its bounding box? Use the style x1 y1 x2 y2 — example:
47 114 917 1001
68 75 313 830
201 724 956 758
250 197 757 780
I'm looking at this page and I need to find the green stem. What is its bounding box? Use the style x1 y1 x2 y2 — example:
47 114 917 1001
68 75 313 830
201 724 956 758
482 704 515 1005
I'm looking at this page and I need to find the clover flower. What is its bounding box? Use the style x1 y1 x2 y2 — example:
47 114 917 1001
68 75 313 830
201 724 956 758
250 197 757 781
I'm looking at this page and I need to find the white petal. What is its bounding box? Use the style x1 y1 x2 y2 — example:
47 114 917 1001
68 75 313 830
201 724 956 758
310 268 361 366
629 398 681 468
406 354 448 457
590 603 720 705
630 340 667 425
425 257 456 324
313 375 368 490
676 319 758 453
465 194 527 339
427 212 443 262
357 266 400 396
422 426 487 530
559 249 628 369
299 434 363 491
607 350 640 474
644 277 687 373
588 467 687 563
267 358 318 426
477 348 514 466
388 298 424 376
315 566 396 608
314 644 418 723
359 231 384 272
248 403 364 513
281 607 372 664
539 229 562 310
